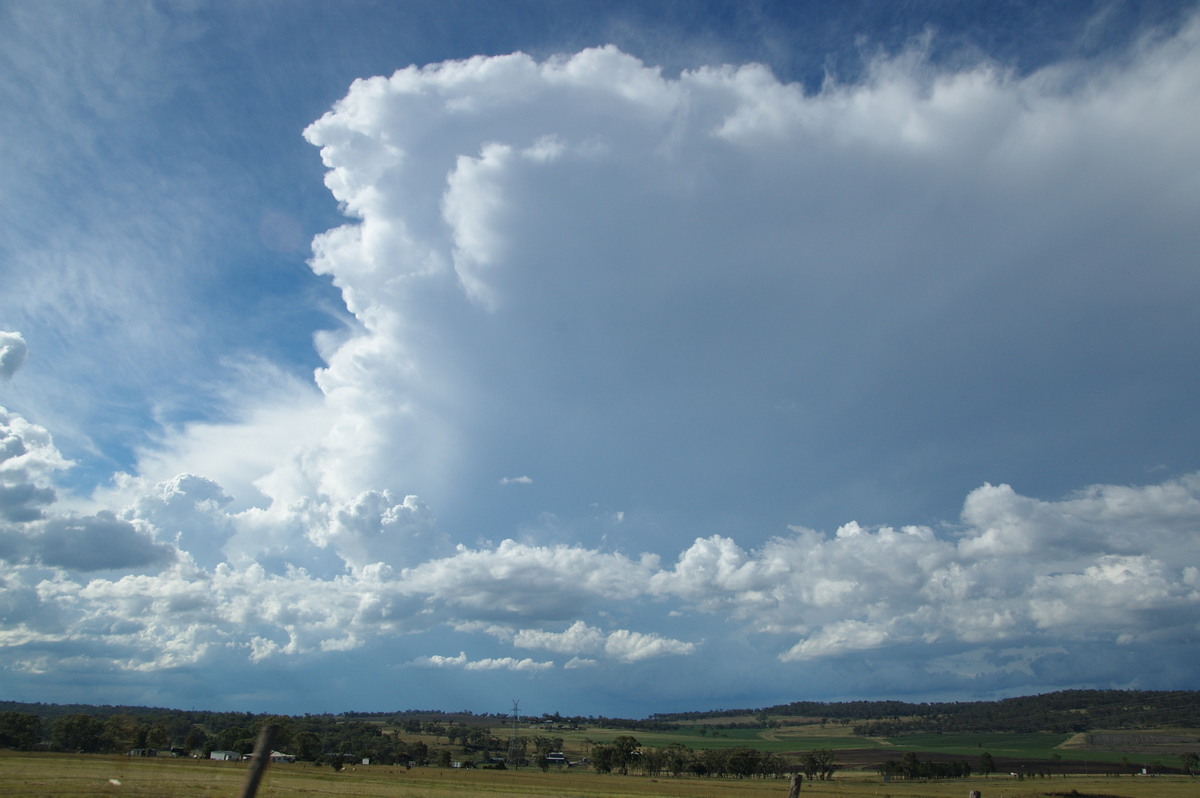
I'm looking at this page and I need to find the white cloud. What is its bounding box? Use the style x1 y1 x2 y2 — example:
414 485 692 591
603 628 696 662
413 651 468 668
399 539 657 620
0 332 27 380
411 651 553 671
564 656 597 669
293 28 1200 564
511 619 696 662
465 656 554 672
0 467 1197 691
513 620 604 654
780 619 893 662
499 475 533 485
645 474 1200 662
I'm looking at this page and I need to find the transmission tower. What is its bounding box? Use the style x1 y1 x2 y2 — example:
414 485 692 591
506 699 521 768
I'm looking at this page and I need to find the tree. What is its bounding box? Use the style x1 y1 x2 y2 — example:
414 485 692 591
260 716 293 749
979 751 995 778
1180 752 1199 774
100 715 140 752
51 714 105 753
591 744 618 774
145 723 170 750
612 735 641 775
216 725 250 752
0 712 42 750
803 748 838 780
727 747 762 778
294 731 321 761
184 726 207 753
664 743 690 776
534 736 554 772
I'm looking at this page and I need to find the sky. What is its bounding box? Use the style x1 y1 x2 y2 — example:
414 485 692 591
2 0 1199 719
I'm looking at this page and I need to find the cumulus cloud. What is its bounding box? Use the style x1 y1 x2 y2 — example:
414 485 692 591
411 651 554 671
0 406 65 530
399 539 658 620
0 332 27 380
646 473 1200 663
511 620 696 662
1 467 1198 691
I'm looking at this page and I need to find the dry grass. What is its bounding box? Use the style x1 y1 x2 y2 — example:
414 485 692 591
1 752 1197 798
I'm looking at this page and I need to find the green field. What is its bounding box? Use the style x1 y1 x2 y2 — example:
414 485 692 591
548 724 1197 770
1 751 1197 798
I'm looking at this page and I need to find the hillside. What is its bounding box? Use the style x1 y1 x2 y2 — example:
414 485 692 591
651 690 1200 734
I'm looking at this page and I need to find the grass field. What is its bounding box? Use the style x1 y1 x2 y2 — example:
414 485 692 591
1 751 1196 798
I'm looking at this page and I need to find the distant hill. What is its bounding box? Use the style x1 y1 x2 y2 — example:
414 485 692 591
650 689 1200 734
3 689 1198 740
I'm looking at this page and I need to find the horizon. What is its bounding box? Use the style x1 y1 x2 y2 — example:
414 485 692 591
2 0 1200 718
6 685 1195 722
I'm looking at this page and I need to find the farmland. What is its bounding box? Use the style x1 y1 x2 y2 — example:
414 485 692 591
2 690 1197 790
1 750 1197 798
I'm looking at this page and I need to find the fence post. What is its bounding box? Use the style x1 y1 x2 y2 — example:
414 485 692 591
238 724 280 798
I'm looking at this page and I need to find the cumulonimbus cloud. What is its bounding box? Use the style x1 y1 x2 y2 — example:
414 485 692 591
3 24 1200 701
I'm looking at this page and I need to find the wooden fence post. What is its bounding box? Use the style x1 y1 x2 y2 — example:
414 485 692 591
238 724 279 798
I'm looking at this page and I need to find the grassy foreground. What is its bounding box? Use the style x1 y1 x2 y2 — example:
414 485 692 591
1 752 1196 798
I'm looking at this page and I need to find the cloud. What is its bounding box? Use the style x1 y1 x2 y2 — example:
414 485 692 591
34 513 176 572
400 539 658 621
4 17 1200 710
309 489 449 572
0 406 67 524
512 620 696 662
465 656 554 672
411 651 554 671
0 332 27 380
602 628 696 662
645 473 1200 663
0 467 1197 695
296 30 1200 556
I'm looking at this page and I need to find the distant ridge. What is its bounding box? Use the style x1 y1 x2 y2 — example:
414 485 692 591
3 689 1198 734
650 689 1200 734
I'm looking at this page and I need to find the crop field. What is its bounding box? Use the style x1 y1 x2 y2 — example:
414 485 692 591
1 751 1197 798
549 724 1196 768
874 732 1074 758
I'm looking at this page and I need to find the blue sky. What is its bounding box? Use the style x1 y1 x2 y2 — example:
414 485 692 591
2 0 1200 717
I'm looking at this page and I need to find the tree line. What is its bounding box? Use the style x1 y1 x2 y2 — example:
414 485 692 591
0 709 514 765
588 735 803 778
878 752 976 780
